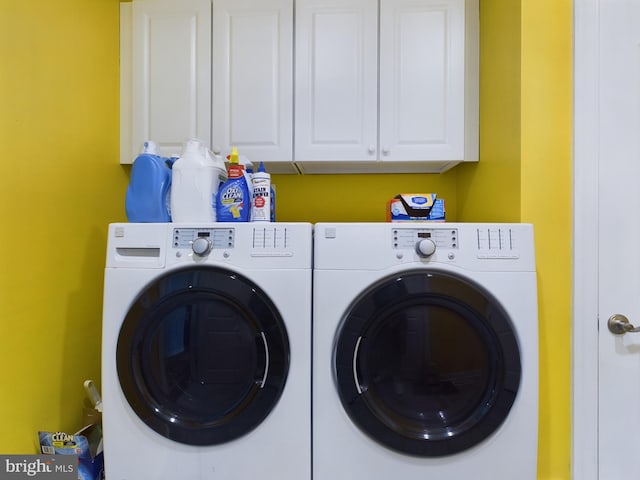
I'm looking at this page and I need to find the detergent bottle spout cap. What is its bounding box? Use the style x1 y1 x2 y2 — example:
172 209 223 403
142 140 159 155
230 146 239 164
184 138 202 154
257 161 266 173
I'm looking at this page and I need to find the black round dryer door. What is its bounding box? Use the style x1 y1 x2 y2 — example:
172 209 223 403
116 266 290 446
334 270 521 457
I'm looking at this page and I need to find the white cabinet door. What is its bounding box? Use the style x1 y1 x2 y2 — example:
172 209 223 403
295 0 477 173
212 0 294 172
125 0 211 162
294 0 378 163
379 0 472 162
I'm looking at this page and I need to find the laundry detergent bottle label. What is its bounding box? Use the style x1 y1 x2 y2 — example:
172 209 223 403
216 147 250 222
251 162 271 222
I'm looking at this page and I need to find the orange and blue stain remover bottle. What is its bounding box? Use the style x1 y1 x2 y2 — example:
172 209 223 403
216 147 251 222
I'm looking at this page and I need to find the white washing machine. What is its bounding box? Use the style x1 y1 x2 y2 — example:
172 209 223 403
101 222 312 480
313 223 538 479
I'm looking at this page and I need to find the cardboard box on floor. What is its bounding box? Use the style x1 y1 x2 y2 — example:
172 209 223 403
38 420 103 480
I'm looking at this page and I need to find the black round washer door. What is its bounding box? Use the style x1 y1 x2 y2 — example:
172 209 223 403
116 266 290 446
334 270 521 457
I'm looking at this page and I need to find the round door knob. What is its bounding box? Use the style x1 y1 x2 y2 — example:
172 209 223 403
416 239 436 257
608 314 640 335
192 237 212 257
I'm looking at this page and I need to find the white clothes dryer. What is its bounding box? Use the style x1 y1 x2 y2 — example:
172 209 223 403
102 222 312 480
313 223 538 480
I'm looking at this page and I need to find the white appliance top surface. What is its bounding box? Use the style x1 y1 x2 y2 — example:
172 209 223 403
105 222 313 270
313 222 536 272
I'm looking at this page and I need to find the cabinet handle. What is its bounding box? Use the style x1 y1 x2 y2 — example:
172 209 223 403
368 145 376 155
382 147 390 156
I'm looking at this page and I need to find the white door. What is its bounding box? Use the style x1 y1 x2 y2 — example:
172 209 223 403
378 0 467 162
211 0 293 168
130 0 211 159
294 0 378 162
574 0 640 478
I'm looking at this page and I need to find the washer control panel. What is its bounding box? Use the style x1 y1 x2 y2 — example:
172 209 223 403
392 228 459 250
173 228 235 250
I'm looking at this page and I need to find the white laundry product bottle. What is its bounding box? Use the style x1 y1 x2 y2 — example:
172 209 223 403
205 148 228 217
251 162 272 222
238 155 253 179
209 149 228 187
170 139 218 222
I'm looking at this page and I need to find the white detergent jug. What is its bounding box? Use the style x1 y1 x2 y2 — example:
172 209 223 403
170 139 219 222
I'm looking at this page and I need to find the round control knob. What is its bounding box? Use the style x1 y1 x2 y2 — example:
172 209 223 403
192 237 212 257
416 239 436 257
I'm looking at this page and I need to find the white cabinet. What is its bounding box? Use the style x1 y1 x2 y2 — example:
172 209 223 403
121 0 212 162
295 0 478 173
294 0 378 164
212 0 294 172
122 0 295 173
121 0 477 174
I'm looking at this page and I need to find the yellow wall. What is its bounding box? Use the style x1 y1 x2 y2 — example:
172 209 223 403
457 0 522 222
521 1 572 478
0 0 127 451
0 1 572 479
460 1 572 478
272 173 457 222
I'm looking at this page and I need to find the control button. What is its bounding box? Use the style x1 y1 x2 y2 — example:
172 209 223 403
415 239 436 258
192 237 212 257
324 227 337 239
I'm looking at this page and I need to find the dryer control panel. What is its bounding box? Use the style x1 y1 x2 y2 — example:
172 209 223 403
312 223 534 271
392 228 459 249
172 226 294 251
173 228 235 249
